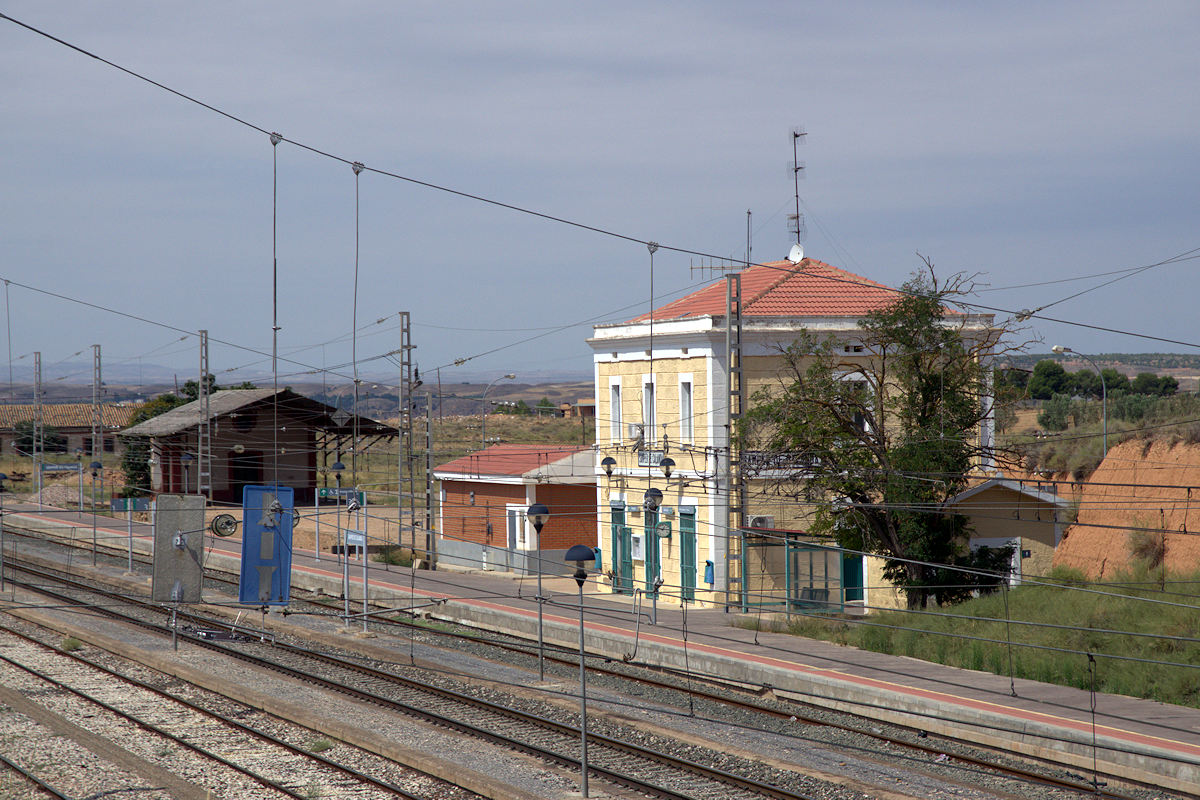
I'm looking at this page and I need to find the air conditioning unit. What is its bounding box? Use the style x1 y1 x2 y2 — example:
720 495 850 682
627 422 644 440
748 515 775 529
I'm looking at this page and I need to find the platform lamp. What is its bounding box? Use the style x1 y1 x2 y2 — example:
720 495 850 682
331 461 346 570
89 461 103 567
600 456 616 478
564 542 597 798
658 456 675 479
481 373 516 447
180 452 194 494
527 502 550 681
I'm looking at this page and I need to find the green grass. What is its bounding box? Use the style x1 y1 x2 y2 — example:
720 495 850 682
372 545 413 567
758 566 1200 708
60 637 83 652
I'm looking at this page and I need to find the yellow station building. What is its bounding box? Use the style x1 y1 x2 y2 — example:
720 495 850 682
587 254 999 611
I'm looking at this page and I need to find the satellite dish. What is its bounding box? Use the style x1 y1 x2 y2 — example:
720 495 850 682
787 243 805 264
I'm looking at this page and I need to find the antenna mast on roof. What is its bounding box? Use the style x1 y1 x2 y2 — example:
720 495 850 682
788 126 807 247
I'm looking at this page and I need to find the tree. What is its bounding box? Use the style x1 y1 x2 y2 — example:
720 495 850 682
740 264 1015 609
1131 372 1178 396
1037 393 1070 431
1028 360 1069 399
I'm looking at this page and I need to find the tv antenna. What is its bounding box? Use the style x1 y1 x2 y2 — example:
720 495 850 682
788 126 807 248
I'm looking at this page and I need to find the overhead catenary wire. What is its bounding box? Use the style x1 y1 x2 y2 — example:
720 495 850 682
5 10 1199 365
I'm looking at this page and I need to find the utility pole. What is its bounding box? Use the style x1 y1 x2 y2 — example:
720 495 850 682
91 344 101 458
425 391 434 548
34 352 42 505
198 330 212 500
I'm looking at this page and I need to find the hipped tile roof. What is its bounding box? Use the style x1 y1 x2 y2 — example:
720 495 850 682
630 258 902 323
0 403 144 430
433 444 591 479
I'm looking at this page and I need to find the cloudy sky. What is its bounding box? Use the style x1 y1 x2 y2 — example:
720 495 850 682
2 2 1198 391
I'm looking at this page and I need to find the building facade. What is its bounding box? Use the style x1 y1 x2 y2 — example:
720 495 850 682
588 255 997 610
432 444 596 574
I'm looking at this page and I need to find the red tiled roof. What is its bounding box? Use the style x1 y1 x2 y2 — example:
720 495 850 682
0 402 144 430
630 258 902 323
433 444 591 478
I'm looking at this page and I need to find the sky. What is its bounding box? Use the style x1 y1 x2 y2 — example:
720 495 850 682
3 2 1199 394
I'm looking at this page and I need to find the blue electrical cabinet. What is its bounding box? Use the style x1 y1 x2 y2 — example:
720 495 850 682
239 485 295 605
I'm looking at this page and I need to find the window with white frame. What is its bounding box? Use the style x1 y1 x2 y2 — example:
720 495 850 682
642 379 656 444
679 379 693 443
610 381 622 443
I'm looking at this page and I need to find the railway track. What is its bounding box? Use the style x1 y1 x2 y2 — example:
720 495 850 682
3 563 840 800
1 529 1183 799
0 621 470 799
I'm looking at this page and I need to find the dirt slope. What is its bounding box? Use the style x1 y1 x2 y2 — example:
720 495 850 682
1053 438 1200 579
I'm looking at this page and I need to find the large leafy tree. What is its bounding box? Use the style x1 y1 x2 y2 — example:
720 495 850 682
740 264 1015 609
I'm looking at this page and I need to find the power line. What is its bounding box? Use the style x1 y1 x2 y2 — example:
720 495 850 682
6 11 1199 358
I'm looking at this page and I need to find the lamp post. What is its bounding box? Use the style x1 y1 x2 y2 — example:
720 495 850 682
1052 345 1107 457
564 543 596 798
0 472 7 592
643 487 663 624
600 456 616 478
89 461 103 566
480 373 516 448
75 447 84 511
331 460 346 615
180 452 194 494
527 502 549 681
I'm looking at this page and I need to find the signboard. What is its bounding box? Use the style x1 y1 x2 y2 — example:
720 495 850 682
317 487 364 503
41 463 82 472
111 497 151 512
151 495 206 603
344 529 365 549
239 485 295 606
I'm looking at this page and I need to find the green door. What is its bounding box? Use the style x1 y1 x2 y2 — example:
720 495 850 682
610 508 633 594
843 552 864 603
680 511 697 601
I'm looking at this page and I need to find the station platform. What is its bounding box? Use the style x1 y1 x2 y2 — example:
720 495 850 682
3 501 1198 794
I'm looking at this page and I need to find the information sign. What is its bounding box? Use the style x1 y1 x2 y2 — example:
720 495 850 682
111 497 151 512
40 463 82 472
344 529 365 549
239 485 295 605
317 487 364 503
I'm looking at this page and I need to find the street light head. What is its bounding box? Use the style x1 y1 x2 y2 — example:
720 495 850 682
527 502 549 533
564 543 594 566
504 373 516 380
658 456 675 478
1051 345 1071 355
330 461 345 472
181 453 194 463
600 456 616 477
643 487 663 511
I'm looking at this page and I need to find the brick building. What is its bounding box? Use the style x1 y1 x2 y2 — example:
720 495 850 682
432 444 596 574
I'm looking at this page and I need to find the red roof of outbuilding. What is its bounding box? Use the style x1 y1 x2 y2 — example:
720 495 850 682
630 259 901 323
433 444 591 478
